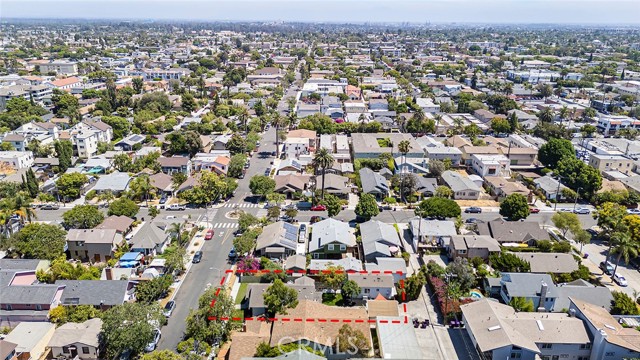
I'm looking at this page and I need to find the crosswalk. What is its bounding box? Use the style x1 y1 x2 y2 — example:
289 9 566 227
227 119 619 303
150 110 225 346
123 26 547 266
212 222 239 229
221 203 261 208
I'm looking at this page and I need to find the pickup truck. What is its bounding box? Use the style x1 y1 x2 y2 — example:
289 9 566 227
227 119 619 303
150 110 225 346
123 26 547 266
166 204 186 211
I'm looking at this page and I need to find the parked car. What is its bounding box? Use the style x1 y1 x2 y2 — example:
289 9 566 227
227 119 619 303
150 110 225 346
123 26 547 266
145 329 161 352
310 204 327 211
379 205 392 211
613 273 628 287
41 203 60 210
167 204 186 211
233 229 245 236
192 251 203 264
310 216 326 224
529 208 540 214
204 229 214 240
574 207 591 215
299 224 307 233
163 301 175 318
627 208 640 215
264 168 271 176
159 196 168 204
228 248 237 259
465 218 478 224
599 261 614 275
559 208 572 212
464 207 482 214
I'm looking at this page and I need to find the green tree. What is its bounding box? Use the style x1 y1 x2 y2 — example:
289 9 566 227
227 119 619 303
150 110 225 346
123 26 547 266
401 271 426 302
3 223 67 260
62 205 105 229
499 193 530 221
166 131 203 157
556 157 602 197
509 297 535 312
102 116 132 140
184 288 234 343
434 186 453 199
233 229 260 255
263 279 299 317
581 124 597 137
228 154 247 178
312 148 335 200
181 93 197 113
355 194 380 221
49 305 100 326
551 212 581 237
140 350 183 360
108 198 140 217
335 324 370 356
267 206 281 221
610 231 639 278
238 212 259 231
416 197 461 219
136 275 173 303
100 302 165 359
538 138 575 169
397 139 412 202
490 117 511 134
249 175 275 198
113 153 133 172
611 291 640 315
226 134 247 155
56 173 88 200
596 202 628 236
320 265 347 291
489 252 531 272
322 193 342 217
341 280 361 304
164 246 187 274
171 172 188 193
132 77 144 94
22 168 39 198
129 174 155 205
54 140 74 173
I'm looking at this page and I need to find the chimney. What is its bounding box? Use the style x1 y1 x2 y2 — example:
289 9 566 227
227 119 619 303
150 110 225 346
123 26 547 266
537 281 548 312
105 267 113 280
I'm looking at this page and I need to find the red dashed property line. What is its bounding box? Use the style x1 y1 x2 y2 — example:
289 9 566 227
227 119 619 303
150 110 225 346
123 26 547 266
207 269 410 324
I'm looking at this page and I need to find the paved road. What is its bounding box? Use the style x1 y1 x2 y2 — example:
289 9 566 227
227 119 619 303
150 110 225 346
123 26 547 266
157 127 277 350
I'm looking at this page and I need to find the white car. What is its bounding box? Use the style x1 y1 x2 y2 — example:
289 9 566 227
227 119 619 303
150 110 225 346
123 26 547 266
166 204 186 211
145 329 161 352
613 274 628 287
573 207 591 215
627 209 640 215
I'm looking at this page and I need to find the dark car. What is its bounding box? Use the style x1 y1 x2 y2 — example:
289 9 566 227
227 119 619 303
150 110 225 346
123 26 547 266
41 203 60 210
159 196 168 204
271 151 277 156
264 168 271 176
464 207 482 214
163 301 175 318
228 248 237 259
192 251 203 264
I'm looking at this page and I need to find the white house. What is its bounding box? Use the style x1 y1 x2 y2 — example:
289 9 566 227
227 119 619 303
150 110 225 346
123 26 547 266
347 274 396 300
471 154 510 178
0 150 34 169
416 98 440 113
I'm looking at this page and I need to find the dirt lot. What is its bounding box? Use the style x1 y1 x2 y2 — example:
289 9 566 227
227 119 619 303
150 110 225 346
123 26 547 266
455 199 500 207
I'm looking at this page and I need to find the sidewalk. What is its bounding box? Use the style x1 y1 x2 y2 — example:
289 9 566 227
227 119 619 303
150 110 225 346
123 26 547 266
168 228 209 301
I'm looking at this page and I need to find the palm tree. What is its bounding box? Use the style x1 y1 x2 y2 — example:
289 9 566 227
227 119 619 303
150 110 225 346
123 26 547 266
238 107 249 135
312 148 335 200
272 113 287 157
398 140 411 203
12 193 36 225
610 231 639 278
169 222 185 246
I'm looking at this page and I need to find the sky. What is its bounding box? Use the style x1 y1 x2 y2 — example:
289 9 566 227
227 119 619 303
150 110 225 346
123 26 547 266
1 0 640 24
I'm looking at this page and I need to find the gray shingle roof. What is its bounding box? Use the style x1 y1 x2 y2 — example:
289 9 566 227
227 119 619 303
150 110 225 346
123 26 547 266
309 218 354 252
500 273 558 298
55 280 129 306
441 171 481 193
359 168 389 195
360 220 401 247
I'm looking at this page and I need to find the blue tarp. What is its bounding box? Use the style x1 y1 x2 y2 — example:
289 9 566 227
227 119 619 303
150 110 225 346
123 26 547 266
119 252 143 262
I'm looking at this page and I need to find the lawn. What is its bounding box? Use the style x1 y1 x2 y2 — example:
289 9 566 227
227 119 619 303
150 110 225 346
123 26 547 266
322 293 343 306
235 283 248 305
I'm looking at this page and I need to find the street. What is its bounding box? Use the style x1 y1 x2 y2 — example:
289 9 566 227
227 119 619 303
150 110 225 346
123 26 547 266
156 126 278 350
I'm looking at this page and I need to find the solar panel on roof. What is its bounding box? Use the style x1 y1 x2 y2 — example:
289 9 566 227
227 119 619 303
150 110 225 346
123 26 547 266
130 135 144 142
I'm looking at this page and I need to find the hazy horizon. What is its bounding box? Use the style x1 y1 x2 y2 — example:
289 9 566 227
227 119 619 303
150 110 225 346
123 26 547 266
2 0 640 25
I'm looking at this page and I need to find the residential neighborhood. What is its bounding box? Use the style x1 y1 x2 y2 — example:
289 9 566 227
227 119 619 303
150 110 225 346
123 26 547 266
1 5 640 360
